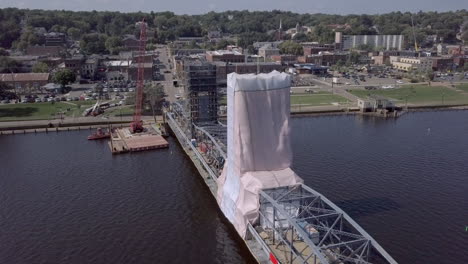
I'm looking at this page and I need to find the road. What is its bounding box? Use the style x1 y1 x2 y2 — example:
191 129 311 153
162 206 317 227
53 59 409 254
154 46 183 103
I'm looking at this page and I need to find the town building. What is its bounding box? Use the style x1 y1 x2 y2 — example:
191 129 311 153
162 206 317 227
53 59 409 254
453 56 466 69
258 45 280 60
253 41 283 50
128 63 154 81
214 62 285 88
298 52 348 66
270 55 298 64
44 32 67 46
0 73 50 92
431 57 455 71
335 32 404 51
206 50 245 63
303 43 335 56
81 58 99 80
286 23 312 38
174 37 205 47
122 35 141 51
392 57 432 72
358 95 395 112
63 56 85 75
26 45 64 56
293 64 329 75
7 56 40 72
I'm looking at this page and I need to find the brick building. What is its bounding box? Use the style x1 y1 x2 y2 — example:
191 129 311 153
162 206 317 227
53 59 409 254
206 50 245 63
0 73 50 91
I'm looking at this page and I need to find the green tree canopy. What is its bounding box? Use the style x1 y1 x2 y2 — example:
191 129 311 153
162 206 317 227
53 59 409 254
0 56 22 73
105 36 123 55
80 33 108 54
32 62 49 73
279 41 303 56
54 69 76 88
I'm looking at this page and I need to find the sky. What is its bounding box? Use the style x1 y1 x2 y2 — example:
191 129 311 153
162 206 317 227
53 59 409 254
0 0 466 15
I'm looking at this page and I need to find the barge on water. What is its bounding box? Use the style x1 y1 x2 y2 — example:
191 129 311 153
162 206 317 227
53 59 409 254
108 123 169 154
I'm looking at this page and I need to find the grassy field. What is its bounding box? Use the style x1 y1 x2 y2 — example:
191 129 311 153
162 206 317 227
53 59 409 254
349 85 468 106
455 84 468 93
219 92 349 106
0 102 85 121
290 93 349 106
104 106 134 117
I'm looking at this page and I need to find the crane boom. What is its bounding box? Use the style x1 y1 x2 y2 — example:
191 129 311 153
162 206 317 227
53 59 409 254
131 19 147 133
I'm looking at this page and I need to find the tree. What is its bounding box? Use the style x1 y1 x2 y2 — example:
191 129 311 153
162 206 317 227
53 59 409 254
279 41 303 56
105 36 123 55
67 27 81 40
126 83 166 115
32 62 49 73
54 69 76 89
80 33 108 54
293 32 309 42
0 56 22 73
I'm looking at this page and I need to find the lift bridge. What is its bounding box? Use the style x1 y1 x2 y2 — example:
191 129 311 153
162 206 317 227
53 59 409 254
167 101 397 264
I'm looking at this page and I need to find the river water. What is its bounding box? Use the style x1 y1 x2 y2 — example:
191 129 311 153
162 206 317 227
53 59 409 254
1 111 467 263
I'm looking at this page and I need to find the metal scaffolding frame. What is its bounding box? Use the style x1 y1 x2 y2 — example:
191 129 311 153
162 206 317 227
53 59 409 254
257 185 398 264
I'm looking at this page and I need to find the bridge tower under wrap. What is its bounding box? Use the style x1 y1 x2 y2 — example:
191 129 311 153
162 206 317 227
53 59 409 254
217 71 303 237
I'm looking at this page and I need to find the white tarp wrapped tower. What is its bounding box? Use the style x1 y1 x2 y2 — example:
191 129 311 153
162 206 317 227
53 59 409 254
217 71 303 237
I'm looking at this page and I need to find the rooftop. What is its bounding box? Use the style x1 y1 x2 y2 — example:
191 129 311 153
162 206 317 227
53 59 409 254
0 73 50 82
207 50 243 56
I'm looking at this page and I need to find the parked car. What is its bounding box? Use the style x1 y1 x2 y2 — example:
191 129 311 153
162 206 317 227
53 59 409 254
1 99 10 104
35 98 42 103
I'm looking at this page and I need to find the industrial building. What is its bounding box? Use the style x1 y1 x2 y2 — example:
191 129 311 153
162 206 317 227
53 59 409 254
335 32 404 51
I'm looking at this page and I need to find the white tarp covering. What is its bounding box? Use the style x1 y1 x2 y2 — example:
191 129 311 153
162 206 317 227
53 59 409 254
217 71 303 237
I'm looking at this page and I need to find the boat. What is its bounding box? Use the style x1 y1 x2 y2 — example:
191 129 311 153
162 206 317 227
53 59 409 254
87 128 110 140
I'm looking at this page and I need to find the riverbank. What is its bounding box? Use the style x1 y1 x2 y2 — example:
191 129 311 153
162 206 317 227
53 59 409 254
2 105 467 134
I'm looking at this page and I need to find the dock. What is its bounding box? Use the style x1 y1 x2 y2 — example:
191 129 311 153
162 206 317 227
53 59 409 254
109 123 169 154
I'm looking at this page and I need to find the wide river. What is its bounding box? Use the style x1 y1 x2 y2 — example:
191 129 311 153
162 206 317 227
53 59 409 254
1 111 467 263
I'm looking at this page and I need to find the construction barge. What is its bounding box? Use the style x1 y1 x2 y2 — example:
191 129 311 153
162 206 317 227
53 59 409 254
109 123 168 154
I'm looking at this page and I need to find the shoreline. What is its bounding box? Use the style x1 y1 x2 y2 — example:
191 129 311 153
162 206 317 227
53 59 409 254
1 105 467 134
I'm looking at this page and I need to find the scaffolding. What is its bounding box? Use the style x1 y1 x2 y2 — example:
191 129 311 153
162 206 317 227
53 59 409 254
183 61 218 126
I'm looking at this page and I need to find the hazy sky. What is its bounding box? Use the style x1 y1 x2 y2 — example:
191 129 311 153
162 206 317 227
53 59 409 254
0 0 466 15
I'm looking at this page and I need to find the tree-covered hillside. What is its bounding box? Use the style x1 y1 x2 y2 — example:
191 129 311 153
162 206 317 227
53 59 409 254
0 8 466 52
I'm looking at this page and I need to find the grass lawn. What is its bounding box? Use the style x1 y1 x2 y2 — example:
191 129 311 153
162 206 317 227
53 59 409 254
349 85 468 106
104 106 134 117
0 102 84 121
290 93 349 106
219 92 349 106
455 84 468 93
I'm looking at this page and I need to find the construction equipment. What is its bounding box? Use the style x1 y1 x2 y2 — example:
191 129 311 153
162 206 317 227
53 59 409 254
411 15 419 52
131 18 147 133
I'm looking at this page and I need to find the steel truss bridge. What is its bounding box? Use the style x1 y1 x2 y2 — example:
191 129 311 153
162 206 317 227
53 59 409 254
167 102 398 264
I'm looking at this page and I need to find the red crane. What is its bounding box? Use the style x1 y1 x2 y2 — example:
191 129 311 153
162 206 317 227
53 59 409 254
130 18 147 133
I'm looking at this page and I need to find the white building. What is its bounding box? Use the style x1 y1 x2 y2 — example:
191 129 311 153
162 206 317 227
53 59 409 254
336 32 404 51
